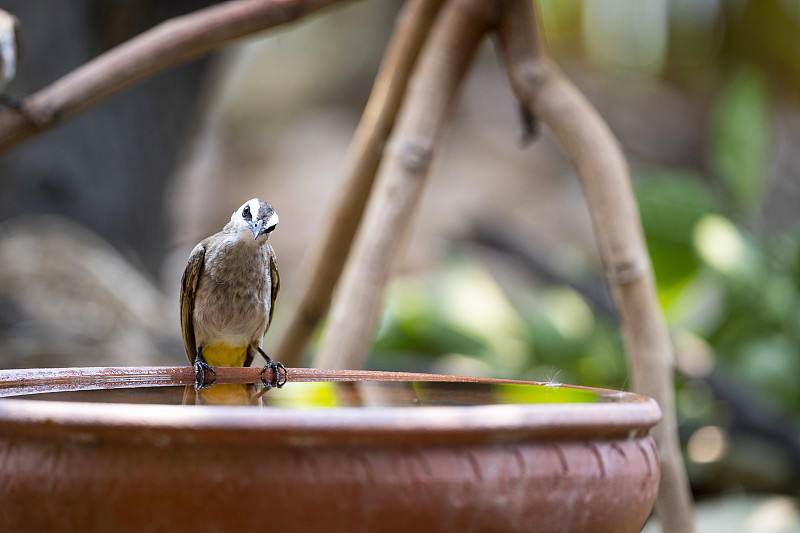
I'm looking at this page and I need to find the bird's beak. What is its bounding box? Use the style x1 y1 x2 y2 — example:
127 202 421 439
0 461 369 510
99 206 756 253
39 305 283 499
251 219 264 240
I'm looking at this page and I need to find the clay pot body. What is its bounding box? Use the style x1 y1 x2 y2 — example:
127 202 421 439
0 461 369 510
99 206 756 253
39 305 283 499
0 367 660 532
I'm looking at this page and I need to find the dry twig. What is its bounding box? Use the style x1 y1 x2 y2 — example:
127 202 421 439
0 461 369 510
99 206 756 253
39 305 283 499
0 0 351 154
273 0 445 367
313 0 497 369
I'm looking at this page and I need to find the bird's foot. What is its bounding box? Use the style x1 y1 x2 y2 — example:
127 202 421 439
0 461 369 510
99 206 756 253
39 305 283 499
258 355 287 389
194 359 217 391
260 361 287 389
256 346 287 388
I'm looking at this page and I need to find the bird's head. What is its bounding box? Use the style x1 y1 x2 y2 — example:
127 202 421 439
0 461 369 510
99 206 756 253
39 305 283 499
230 198 278 242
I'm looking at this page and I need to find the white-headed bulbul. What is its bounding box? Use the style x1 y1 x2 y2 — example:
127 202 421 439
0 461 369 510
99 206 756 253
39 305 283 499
180 198 286 389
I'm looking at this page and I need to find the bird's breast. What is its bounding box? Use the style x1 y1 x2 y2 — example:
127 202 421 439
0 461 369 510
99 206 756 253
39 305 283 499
193 240 272 347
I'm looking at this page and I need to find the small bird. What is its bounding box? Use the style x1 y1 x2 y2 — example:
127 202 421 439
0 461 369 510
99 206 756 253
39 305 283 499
180 198 286 390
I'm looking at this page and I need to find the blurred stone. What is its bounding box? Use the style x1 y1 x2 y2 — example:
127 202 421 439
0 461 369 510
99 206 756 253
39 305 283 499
0 215 180 368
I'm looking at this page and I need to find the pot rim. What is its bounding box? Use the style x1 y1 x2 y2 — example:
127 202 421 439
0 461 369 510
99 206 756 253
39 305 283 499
0 366 662 445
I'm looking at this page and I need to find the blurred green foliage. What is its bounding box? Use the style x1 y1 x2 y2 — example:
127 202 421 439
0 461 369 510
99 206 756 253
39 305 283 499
370 258 627 390
710 66 771 212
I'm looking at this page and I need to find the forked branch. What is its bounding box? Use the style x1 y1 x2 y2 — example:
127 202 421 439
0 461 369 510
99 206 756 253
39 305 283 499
310 0 695 530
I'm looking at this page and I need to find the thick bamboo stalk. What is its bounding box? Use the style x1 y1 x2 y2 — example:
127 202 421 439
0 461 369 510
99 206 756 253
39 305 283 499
272 0 445 367
313 0 496 369
494 2 695 531
0 0 351 154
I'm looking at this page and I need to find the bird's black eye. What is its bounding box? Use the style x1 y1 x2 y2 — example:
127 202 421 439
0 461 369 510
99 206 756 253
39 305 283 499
242 205 251 219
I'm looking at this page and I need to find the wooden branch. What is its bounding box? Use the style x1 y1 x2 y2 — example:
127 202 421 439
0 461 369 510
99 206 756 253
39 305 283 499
272 0 445 367
494 1 695 531
313 0 497 369
0 0 351 154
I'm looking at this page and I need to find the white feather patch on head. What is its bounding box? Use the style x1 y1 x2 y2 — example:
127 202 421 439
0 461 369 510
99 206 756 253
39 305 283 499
246 198 260 216
231 198 261 221
266 210 279 229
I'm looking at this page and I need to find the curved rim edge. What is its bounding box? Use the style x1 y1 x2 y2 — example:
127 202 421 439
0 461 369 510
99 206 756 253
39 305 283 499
0 367 662 445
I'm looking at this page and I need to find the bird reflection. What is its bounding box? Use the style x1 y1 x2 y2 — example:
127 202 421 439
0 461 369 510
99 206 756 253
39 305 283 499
182 383 272 406
178 380 436 408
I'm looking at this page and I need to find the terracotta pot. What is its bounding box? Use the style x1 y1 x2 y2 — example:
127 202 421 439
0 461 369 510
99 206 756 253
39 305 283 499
0 367 660 533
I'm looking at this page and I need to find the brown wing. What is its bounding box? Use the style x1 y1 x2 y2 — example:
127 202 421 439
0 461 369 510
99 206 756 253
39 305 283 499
180 242 206 364
266 244 280 333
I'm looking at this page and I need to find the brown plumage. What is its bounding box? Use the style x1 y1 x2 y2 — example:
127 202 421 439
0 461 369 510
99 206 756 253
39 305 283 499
179 198 284 389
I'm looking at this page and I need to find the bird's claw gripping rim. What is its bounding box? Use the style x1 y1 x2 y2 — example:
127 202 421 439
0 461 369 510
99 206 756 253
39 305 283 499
194 359 217 391
260 361 287 389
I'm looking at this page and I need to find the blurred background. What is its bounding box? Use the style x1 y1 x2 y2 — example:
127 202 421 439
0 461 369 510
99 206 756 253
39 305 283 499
0 0 799 530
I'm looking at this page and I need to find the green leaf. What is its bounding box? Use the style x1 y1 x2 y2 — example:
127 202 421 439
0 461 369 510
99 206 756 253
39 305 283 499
709 66 772 211
635 170 719 297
